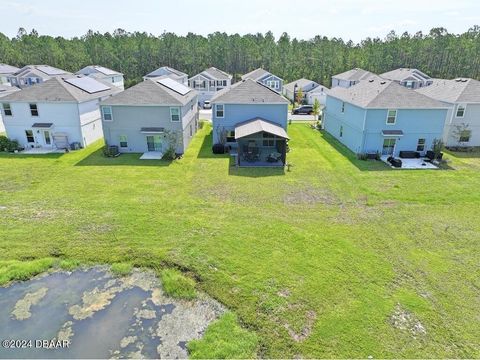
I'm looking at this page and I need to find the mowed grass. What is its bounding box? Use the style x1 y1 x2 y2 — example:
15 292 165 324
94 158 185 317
0 123 480 358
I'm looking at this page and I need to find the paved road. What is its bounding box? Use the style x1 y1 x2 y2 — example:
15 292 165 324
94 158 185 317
199 109 317 122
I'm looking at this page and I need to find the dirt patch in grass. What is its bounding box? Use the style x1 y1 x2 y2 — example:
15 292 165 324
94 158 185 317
390 303 426 338
284 310 317 342
284 187 341 206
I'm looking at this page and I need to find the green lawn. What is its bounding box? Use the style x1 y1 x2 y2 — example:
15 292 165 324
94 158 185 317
1 123 480 358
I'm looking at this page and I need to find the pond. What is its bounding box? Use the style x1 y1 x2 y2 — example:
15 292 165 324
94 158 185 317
0 267 224 359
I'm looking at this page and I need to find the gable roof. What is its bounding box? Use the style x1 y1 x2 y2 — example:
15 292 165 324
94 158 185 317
14 65 71 78
211 79 289 104
145 66 187 79
284 78 320 92
1 76 119 103
415 78 480 103
381 68 431 82
235 118 289 139
76 65 123 76
241 68 271 81
203 67 231 80
0 84 20 98
0 64 20 75
328 78 448 109
101 78 197 106
333 68 378 81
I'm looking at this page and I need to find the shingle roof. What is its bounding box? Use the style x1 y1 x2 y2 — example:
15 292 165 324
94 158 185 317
76 65 123 76
14 65 71 78
235 118 289 139
211 79 289 104
284 78 320 92
241 68 271 81
333 68 378 81
0 64 20 75
101 79 197 106
0 85 20 98
203 67 231 80
415 78 480 103
328 78 448 109
145 66 187 78
1 76 119 103
381 68 431 82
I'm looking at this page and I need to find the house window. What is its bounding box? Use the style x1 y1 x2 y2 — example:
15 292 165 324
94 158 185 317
459 130 471 143
25 130 34 143
416 138 426 152
119 135 128 148
341 102 345 113
29 103 38 116
456 104 466 118
215 104 224 118
226 131 235 142
339 125 343 137
386 110 397 124
170 107 180 122
2 103 12 116
263 133 275 146
111 77 115 83
194 80 205 89
102 106 113 121
189 124 193 137
405 81 414 89
267 80 279 89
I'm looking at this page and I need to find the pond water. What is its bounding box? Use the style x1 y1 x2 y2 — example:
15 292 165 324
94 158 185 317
0 267 224 359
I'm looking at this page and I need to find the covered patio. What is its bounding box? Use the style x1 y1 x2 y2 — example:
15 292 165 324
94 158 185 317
233 118 289 167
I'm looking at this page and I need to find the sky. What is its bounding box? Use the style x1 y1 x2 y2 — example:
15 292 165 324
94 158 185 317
1 0 480 42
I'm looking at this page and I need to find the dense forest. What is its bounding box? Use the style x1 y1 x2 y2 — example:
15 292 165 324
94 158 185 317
1 26 480 87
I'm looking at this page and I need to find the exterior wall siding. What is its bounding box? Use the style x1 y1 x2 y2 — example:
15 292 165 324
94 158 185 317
444 103 480 147
211 103 288 144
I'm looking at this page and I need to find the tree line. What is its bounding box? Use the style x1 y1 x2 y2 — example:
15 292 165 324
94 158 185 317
1 26 480 88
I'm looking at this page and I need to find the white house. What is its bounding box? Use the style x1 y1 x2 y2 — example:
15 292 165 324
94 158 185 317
0 85 20 132
0 64 20 86
241 68 284 93
188 67 232 105
143 66 188 85
283 78 330 105
1 76 121 151
331 68 379 88
76 65 124 90
381 68 433 89
7 65 72 88
416 78 480 147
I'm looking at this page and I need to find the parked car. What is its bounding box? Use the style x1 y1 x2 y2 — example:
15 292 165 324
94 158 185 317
292 105 313 115
203 100 212 109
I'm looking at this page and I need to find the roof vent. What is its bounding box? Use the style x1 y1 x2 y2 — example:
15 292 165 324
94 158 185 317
369 79 374 82
380 81 386 85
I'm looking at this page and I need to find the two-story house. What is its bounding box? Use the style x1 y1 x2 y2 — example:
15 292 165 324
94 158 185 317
8 65 72 88
283 78 330 105
143 66 188 85
381 68 433 89
76 65 124 90
241 68 283 93
416 78 480 147
188 67 232 106
0 64 20 86
100 77 198 158
323 78 450 161
211 79 289 166
331 68 379 88
1 76 120 151
0 85 20 132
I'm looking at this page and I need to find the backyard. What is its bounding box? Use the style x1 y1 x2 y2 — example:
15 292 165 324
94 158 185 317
0 122 479 358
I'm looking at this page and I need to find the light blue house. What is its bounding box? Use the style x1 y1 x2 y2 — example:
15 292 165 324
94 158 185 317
241 68 283 93
211 79 289 166
323 78 450 158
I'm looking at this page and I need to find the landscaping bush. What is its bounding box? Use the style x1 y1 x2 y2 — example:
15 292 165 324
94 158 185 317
162 146 176 160
0 135 9 151
0 136 21 152
160 268 196 299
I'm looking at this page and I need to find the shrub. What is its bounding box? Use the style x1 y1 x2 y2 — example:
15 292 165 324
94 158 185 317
160 268 196 299
111 262 133 276
0 135 9 151
188 312 258 359
162 146 176 161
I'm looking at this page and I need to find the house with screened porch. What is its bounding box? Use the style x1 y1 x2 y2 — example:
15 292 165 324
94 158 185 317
211 78 289 167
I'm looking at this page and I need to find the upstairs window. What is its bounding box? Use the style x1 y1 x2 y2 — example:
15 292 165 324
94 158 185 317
215 104 224 118
341 102 345 113
29 103 38 116
456 104 466 118
267 80 279 89
416 138 426 152
386 110 397 124
2 103 12 116
340 125 343 137
102 106 113 121
170 107 180 122
459 130 471 143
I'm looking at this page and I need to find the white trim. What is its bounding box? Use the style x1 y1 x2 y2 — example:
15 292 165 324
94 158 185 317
455 103 467 118
386 109 397 125
102 106 113 121
215 104 224 118
170 107 180 122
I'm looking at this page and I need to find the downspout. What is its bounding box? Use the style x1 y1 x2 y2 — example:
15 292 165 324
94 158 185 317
360 109 368 153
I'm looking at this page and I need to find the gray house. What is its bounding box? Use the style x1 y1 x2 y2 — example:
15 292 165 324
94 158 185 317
0 64 20 86
211 79 289 167
241 68 283 93
100 78 199 159
76 65 124 90
7 65 72 88
283 78 330 105
0 85 20 132
188 67 232 106
416 78 480 147
381 68 433 89
331 68 379 88
143 66 188 85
